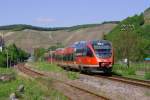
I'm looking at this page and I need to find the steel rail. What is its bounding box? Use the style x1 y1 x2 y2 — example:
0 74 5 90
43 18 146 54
93 75 150 88
16 64 109 100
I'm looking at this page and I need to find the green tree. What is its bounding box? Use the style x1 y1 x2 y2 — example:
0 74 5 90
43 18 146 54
34 48 45 61
0 52 6 67
0 44 29 67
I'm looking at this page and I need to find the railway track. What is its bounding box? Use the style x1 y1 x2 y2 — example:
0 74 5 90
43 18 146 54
16 64 108 100
93 74 150 88
16 63 45 77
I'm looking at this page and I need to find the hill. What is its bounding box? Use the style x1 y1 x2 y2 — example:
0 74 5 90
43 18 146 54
106 8 150 61
0 22 118 53
0 21 119 31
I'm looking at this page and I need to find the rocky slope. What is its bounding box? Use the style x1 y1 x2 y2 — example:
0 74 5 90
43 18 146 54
1 23 117 53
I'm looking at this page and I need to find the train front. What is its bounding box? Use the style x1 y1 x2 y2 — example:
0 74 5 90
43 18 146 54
91 40 114 73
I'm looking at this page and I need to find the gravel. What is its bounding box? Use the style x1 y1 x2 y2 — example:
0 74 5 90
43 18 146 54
76 74 150 100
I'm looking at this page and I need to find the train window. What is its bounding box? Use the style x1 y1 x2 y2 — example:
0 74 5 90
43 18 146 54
82 48 87 56
70 54 74 61
72 53 75 61
75 48 83 56
86 48 93 57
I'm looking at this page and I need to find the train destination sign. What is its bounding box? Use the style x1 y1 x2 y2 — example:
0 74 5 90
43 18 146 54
93 45 111 49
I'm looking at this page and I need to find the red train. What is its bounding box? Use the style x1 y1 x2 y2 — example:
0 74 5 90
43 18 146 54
51 40 114 73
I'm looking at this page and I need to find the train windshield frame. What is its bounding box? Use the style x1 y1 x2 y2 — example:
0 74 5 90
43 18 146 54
92 41 112 58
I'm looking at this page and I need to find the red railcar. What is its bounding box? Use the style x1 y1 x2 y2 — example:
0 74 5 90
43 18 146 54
52 40 114 73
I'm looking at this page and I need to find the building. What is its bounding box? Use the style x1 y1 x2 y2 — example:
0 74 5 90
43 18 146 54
0 35 4 52
144 58 150 63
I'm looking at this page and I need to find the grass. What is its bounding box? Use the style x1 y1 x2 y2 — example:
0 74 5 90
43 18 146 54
36 78 67 100
29 61 80 80
0 67 16 83
113 64 136 75
113 63 150 71
67 71 79 80
31 62 64 72
112 63 150 80
0 67 67 100
144 72 150 80
0 67 15 74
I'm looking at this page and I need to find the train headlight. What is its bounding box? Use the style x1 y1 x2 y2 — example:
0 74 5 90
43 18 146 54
101 63 105 66
108 64 112 67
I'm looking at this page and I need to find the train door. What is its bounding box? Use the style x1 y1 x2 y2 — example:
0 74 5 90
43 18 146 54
80 47 87 65
75 48 84 65
84 47 94 65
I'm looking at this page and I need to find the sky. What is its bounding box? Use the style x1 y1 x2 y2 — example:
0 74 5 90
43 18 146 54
0 0 149 27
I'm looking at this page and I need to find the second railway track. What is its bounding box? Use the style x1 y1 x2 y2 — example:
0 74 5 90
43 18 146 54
92 74 150 88
16 63 108 100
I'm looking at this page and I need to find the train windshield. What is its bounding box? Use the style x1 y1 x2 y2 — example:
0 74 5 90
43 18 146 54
93 42 112 58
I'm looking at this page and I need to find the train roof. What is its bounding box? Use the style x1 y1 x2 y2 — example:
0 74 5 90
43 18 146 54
70 40 111 49
92 40 112 45
55 48 64 51
70 41 87 49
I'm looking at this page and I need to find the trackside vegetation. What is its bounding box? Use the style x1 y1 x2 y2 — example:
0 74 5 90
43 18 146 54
0 67 15 74
29 61 79 80
112 63 150 80
31 62 64 72
145 72 150 80
0 68 67 100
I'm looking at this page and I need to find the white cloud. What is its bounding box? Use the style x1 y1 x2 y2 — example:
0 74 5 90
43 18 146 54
34 17 56 24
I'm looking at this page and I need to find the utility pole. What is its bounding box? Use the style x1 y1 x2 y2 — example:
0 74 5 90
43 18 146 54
0 32 4 52
6 49 9 68
50 49 53 64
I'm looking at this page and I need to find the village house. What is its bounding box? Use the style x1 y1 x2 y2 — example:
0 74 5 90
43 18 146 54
0 35 4 52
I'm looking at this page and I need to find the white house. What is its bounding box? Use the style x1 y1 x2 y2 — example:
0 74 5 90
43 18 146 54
0 36 4 52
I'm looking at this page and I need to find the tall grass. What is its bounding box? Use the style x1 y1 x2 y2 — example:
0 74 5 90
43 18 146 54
145 72 150 80
112 63 150 80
